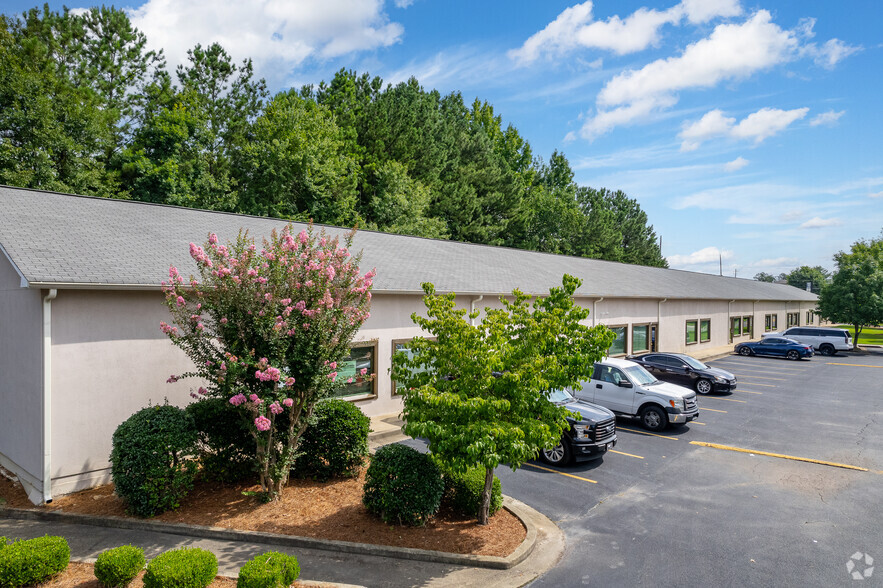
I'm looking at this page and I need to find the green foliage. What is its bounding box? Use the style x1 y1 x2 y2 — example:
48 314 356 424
392 274 614 524
0 535 70 587
142 548 217 588
442 466 503 519
110 403 198 517
292 399 370 481
236 552 300 588
818 236 883 346
754 272 776 282
186 398 254 482
783 265 830 294
363 444 444 526
94 545 146 587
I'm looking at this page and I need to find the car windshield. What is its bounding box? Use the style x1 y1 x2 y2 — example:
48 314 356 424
680 355 708 370
547 388 575 403
624 365 657 385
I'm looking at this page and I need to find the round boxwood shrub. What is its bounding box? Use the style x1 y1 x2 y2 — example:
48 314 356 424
362 444 444 526
0 535 70 587
110 403 198 517
442 466 503 519
94 545 146 587
292 399 370 481
236 551 300 588
142 547 217 588
186 398 254 483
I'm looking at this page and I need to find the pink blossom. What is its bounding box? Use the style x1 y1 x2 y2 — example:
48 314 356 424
269 402 283 415
197 387 208 396
327 371 337 381
284 377 295 387
255 416 271 431
280 298 291 305
282 398 293 407
264 293 272 302
346 378 353 384
176 296 186 307
220 317 228 325
229 394 247 406
208 233 218 245
166 375 179 383
298 230 308 245
360 368 368 376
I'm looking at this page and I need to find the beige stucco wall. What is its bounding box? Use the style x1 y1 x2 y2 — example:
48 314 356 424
0 255 43 499
49 289 198 495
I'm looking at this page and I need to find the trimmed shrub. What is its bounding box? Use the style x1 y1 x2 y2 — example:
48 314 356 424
362 444 444 526
110 403 198 517
94 545 146 587
292 399 370 481
0 535 70 587
186 398 254 482
442 466 503 519
142 547 217 588
236 551 300 588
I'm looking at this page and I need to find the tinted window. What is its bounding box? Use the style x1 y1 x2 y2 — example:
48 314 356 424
762 338 784 344
788 328 808 336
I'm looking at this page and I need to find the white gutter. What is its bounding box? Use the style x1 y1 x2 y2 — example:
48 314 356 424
728 300 736 344
470 295 484 326
42 288 57 503
593 298 604 327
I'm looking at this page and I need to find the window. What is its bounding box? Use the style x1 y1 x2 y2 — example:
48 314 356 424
742 316 752 336
632 324 650 353
333 341 377 399
608 326 627 356
685 320 698 345
765 314 778 331
391 338 436 395
730 317 742 338
806 311 815 325
787 312 799 327
699 319 711 343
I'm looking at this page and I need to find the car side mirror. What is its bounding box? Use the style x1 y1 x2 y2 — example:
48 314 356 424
618 380 633 388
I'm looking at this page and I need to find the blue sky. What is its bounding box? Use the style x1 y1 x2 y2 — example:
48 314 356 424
5 0 882 276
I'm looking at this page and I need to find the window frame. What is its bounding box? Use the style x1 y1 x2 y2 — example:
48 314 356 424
334 339 378 401
730 316 742 338
608 325 628 357
390 337 435 397
699 318 711 343
742 315 752 337
765 314 778 331
685 320 699 345
631 323 651 354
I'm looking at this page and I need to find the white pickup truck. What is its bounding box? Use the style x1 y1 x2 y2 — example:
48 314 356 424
573 357 699 432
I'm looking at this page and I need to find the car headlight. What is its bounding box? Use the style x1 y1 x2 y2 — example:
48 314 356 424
573 424 589 439
714 376 725 383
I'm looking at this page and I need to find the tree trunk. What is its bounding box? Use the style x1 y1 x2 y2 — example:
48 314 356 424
854 324 862 350
478 466 495 526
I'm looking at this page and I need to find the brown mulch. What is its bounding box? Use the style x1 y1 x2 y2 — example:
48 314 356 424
0 468 525 559
32 562 240 587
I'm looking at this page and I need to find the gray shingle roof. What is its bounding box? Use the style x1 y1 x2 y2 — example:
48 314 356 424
0 185 818 302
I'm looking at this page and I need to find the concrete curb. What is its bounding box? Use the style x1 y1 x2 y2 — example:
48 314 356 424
1 496 537 570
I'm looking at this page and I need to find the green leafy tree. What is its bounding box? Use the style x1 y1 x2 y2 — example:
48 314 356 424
392 275 614 524
367 160 448 238
754 272 776 282
818 237 883 348
593 188 667 267
783 265 830 294
161 225 374 500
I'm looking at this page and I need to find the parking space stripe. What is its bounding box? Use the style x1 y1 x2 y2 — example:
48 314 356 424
690 421 706 425
616 426 679 440
739 389 763 395
689 441 869 471
700 396 747 403
712 360 804 372
609 449 644 459
523 462 598 483
728 374 786 381
699 406 727 413
734 381 777 387
826 362 883 369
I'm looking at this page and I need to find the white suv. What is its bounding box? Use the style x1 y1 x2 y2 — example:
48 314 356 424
762 327 852 356
573 358 699 432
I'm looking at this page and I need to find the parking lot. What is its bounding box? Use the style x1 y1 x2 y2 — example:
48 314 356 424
498 349 883 586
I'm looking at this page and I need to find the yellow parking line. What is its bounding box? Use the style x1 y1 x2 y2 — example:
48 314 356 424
617 426 679 440
689 441 869 471
700 406 728 413
700 396 747 403
523 462 598 483
736 382 776 387
739 389 763 395
729 374 786 381
610 449 644 459
690 421 706 425
826 362 883 369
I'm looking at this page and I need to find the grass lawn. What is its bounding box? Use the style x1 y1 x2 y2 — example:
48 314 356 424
833 325 883 345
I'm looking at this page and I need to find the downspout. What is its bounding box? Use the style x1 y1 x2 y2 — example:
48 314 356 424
470 295 484 327
657 299 666 351
728 300 735 344
593 298 604 327
42 289 57 504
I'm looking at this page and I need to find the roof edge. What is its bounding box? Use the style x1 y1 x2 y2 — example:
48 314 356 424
0 242 28 288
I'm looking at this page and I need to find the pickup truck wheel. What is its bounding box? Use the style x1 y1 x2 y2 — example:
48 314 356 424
695 378 713 395
786 350 800 361
540 440 572 466
739 347 752 356
819 344 835 356
640 406 667 432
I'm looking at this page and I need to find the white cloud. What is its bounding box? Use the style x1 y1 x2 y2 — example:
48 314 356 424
128 0 403 84
679 106 807 150
394 0 415 7
668 246 733 266
870 191 883 199
799 217 842 229
751 257 797 268
731 107 808 143
724 156 749 171
508 0 742 65
805 38 862 69
809 110 845 126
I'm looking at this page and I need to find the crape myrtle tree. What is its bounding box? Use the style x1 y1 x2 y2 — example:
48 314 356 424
392 275 614 525
161 225 374 500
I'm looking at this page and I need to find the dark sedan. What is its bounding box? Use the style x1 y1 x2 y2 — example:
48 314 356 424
734 337 814 360
626 352 737 394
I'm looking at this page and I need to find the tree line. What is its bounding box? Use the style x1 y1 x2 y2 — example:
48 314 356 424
0 5 667 268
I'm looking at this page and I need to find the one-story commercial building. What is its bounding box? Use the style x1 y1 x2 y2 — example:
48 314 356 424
0 186 819 504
